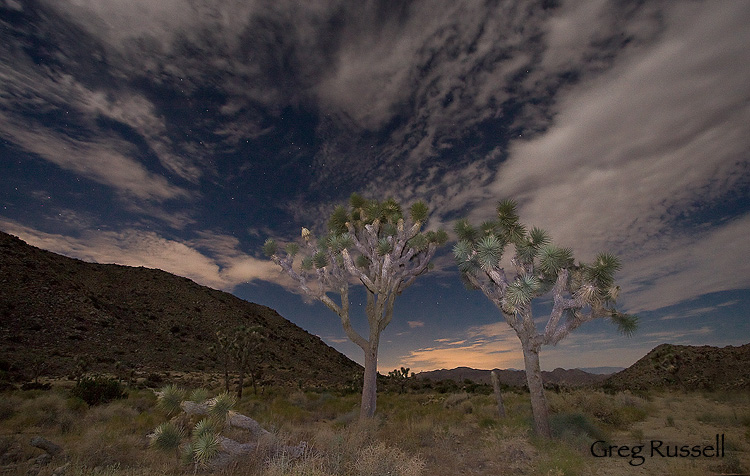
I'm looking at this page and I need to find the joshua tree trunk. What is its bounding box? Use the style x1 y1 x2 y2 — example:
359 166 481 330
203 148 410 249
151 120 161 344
522 343 551 438
491 370 506 418
360 337 380 419
237 370 245 400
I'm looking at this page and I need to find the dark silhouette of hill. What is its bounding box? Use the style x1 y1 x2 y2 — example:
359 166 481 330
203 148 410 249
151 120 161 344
416 366 609 388
0 231 361 387
603 342 750 391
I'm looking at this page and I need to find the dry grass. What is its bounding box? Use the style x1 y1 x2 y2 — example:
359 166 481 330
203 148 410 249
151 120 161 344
0 386 747 476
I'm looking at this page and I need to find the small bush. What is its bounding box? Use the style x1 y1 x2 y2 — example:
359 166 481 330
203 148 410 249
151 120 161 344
353 442 425 476
550 412 607 442
71 376 127 406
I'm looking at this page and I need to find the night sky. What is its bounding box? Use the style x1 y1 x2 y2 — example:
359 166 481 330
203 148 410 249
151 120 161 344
1 0 748 372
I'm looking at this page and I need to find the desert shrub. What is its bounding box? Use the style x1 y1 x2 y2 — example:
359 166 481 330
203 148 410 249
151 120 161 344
15 393 74 429
352 442 425 476
442 392 470 409
75 428 146 469
550 412 607 442
433 379 460 394
71 376 127 406
0 394 21 420
554 390 649 428
144 373 164 388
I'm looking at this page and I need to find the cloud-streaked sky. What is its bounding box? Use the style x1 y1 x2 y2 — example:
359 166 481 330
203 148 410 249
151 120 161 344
2 0 748 372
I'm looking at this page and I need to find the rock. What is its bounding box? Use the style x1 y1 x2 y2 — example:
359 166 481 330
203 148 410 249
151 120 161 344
52 462 70 475
30 436 63 456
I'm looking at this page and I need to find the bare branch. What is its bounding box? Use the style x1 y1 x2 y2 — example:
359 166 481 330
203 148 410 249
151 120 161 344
341 248 377 292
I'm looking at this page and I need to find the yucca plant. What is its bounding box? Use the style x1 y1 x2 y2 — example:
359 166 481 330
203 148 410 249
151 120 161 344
192 431 221 468
193 418 221 440
150 421 184 461
188 388 211 404
208 391 236 426
453 199 638 438
157 384 186 416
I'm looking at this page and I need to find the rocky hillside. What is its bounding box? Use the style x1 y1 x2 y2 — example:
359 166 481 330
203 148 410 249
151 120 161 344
603 343 750 391
0 231 361 387
416 366 609 388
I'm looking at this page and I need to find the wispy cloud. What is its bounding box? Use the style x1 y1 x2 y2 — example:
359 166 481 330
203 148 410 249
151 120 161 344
0 220 284 291
0 115 189 201
0 37 194 201
407 321 425 329
401 320 656 372
476 2 750 313
400 322 521 372
643 327 713 341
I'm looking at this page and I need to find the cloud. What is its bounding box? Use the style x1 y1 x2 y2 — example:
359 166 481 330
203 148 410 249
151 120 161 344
407 321 425 329
0 114 189 201
77 88 203 182
0 43 194 200
400 322 521 372
0 220 283 291
479 2 750 312
621 215 750 312
643 326 713 341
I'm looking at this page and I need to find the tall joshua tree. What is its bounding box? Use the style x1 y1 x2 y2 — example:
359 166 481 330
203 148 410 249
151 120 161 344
453 199 637 437
265 194 447 418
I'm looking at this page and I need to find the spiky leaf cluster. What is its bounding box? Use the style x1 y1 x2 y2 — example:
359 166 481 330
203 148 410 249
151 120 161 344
192 431 221 467
193 418 221 440
150 422 184 452
209 391 236 422
477 235 505 270
262 239 278 258
584 253 621 290
377 238 393 256
266 194 446 293
539 245 574 276
157 384 186 416
610 310 638 337
188 388 211 404
409 201 429 223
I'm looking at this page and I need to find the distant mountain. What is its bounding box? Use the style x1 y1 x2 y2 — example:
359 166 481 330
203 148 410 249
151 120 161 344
603 343 750 391
416 366 608 387
0 231 361 387
577 366 624 375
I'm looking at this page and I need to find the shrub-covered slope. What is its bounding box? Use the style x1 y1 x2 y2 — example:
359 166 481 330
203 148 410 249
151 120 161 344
603 342 750 391
0 231 361 386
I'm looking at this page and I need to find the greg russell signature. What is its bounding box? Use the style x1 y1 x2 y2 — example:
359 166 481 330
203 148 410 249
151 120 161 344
590 434 725 466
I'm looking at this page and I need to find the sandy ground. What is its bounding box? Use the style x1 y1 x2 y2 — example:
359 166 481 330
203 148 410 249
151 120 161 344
581 392 750 476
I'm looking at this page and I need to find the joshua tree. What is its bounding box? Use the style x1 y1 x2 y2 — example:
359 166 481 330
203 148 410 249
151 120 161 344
453 199 637 437
209 331 234 393
387 366 413 394
209 326 267 398
265 194 447 418
230 325 267 398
